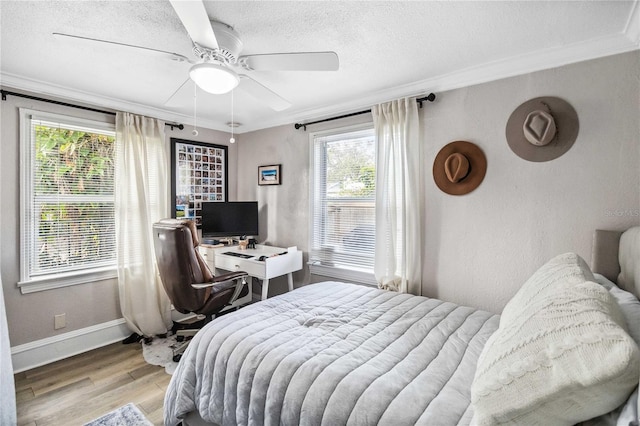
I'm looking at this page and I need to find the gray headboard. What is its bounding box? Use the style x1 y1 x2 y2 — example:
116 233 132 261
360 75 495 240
591 229 623 283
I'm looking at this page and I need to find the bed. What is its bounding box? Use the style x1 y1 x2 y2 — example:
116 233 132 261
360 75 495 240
164 227 640 426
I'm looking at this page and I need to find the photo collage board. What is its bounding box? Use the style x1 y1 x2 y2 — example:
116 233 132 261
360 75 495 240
171 138 228 226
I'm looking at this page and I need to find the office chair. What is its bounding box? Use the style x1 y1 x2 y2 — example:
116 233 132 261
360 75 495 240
152 219 248 361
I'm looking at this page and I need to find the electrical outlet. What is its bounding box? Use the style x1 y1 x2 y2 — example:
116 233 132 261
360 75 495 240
54 313 66 330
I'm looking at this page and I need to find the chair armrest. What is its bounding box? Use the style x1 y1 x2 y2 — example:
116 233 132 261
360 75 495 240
191 271 248 289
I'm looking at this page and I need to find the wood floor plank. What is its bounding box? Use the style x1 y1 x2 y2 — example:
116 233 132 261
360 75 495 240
15 342 171 426
138 383 167 414
25 344 142 396
18 373 137 425
40 369 168 425
15 387 35 403
89 353 149 383
16 378 94 425
129 363 164 380
146 407 165 425
22 342 128 382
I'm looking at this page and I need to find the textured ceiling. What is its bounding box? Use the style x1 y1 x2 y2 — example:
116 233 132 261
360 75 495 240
1 1 638 133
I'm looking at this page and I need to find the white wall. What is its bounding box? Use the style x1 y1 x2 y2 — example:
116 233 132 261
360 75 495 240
0 90 236 346
237 51 640 313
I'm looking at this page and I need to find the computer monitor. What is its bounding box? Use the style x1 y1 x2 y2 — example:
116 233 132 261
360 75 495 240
201 201 259 238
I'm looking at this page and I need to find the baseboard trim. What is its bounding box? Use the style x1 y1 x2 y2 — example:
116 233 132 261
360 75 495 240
10 318 130 373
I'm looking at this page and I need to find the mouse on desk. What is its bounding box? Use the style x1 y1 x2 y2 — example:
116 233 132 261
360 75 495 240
258 255 267 261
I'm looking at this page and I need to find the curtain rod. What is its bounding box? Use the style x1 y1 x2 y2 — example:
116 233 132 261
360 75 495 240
294 93 436 131
1 90 184 131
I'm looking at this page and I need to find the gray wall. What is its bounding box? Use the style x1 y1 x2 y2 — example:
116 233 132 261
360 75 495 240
2 50 638 347
237 115 372 296
237 51 640 313
0 91 237 346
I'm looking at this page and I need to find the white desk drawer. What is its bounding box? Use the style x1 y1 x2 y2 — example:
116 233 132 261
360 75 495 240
200 244 302 283
214 254 265 278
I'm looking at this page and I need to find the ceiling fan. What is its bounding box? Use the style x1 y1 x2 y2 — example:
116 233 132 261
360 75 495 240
53 0 339 111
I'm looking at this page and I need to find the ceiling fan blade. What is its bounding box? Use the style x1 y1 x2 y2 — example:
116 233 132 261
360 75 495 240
163 77 192 106
169 0 218 50
237 75 292 111
239 52 339 71
53 33 194 64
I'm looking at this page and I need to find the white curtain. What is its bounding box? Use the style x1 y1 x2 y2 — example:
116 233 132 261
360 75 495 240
372 97 423 295
115 112 172 337
1 133 16 423
1 274 16 425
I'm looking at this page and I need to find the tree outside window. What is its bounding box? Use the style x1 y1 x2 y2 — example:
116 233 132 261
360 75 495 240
311 127 376 274
20 110 116 291
33 124 116 274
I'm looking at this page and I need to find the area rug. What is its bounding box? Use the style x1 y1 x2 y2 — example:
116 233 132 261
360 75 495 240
83 403 152 426
141 334 180 375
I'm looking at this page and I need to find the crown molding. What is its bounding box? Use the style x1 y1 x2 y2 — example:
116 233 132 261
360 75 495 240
242 31 639 133
2 24 638 135
624 0 640 47
0 73 230 133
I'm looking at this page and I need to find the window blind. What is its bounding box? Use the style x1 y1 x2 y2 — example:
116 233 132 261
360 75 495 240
310 127 376 271
22 113 116 281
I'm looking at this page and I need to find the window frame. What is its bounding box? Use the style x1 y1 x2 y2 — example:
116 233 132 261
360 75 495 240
18 108 117 294
308 123 377 286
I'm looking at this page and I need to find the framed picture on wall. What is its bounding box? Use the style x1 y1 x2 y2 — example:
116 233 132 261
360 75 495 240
258 164 282 186
170 138 228 226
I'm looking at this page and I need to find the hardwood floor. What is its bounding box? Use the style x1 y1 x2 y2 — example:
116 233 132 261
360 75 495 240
14 341 171 426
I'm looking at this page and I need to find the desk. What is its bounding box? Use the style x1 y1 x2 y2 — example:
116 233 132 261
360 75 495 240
199 244 303 301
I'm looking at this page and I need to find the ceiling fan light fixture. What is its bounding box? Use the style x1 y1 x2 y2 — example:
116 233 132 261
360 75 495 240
189 62 239 94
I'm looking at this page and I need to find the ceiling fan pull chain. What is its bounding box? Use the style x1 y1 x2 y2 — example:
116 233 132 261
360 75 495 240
230 90 236 144
192 83 199 137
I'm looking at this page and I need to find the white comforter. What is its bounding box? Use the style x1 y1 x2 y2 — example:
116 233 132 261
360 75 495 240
164 282 499 426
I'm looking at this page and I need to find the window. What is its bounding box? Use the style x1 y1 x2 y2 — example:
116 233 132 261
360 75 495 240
19 109 117 293
309 125 377 285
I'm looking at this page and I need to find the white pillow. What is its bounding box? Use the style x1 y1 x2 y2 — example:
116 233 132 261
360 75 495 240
580 389 638 426
594 273 640 347
472 253 640 425
616 388 638 426
618 226 640 295
592 273 640 426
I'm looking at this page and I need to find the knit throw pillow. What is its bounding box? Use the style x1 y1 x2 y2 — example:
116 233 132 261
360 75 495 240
471 253 640 425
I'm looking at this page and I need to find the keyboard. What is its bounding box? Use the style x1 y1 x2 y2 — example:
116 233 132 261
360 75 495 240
223 251 254 259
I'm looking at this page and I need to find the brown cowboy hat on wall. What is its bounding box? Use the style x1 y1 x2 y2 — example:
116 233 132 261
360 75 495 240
505 96 579 162
433 141 487 196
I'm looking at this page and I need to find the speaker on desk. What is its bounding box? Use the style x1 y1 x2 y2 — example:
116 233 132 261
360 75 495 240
248 238 257 249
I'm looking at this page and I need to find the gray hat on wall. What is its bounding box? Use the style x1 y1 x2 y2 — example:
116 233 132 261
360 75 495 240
505 96 579 162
